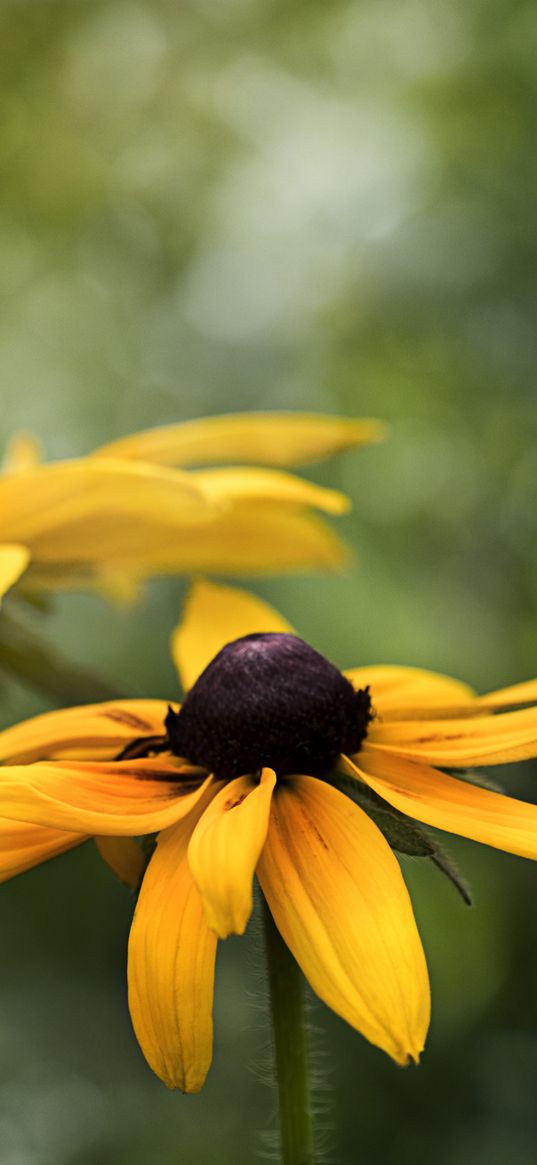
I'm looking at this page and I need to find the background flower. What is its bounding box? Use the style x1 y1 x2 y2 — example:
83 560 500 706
1 413 383 599
0 411 380 703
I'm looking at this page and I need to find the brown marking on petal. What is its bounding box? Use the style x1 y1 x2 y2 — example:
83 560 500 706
391 782 426 801
115 735 172 761
412 732 463 744
104 709 154 732
170 779 206 795
114 765 202 786
300 806 329 852
224 791 249 812
120 766 179 783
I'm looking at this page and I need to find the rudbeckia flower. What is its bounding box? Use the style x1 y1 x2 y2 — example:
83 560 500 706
0 412 383 602
1 581 537 1091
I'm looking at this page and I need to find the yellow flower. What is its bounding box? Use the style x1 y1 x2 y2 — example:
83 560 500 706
1 580 536 1091
0 412 384 602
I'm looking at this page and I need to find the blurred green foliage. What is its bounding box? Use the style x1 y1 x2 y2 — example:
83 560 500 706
1 1 537 1162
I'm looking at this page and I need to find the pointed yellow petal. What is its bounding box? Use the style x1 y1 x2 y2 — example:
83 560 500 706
128 799 218 1092
23 502 351 588
257 776 430 1064
345 665 475 719
0 819 86 883
368 705 537 765
0 759 212 835
0 458 212 567
0 699 169 764
94 836 146 888
355 746 537 860
479 679 537 710
188 769 276 938
172 579 294 691
0 543 30 599
141 503 351 579
93 412 385 468
2 431 42 474
193 467 350 515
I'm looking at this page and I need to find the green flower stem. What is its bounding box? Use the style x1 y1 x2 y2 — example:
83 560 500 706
262 896 315 1165
0 610 123 705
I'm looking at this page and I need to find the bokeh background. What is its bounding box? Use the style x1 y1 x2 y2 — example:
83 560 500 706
1 0 537 1162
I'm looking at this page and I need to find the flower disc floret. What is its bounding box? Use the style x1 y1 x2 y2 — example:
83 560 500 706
165 633 372 781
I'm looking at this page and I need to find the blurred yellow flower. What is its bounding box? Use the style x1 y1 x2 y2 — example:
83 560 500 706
2 580 536 1092
0 412 384 601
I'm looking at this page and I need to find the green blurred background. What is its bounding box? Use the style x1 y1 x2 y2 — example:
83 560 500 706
1 0 537 1161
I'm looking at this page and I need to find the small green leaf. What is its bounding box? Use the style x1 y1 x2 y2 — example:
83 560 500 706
429 848 473 907
333 771 473 906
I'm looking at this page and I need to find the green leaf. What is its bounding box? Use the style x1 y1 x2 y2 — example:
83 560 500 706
333 771 473 906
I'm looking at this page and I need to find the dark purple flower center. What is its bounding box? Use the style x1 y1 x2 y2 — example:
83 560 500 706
165 633 372 781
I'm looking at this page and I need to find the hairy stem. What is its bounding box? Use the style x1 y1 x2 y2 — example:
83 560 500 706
263 896 315 1165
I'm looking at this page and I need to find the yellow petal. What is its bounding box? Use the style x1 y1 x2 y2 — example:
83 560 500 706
479 679 537 710
93 412 386 468
345 665 476 719
257 776 430 1065
0 543 30 599
368 705 537 765
0 458 213 566
355 746 537 860
146 503 351 578
23 502 351 589
128 797 218 1092
193 467 350 515
0 819 86 883
94 836 146 888
188 769 276 938
0 699 169 764
2 430 42 474
172 579 294 692
0 759 212 835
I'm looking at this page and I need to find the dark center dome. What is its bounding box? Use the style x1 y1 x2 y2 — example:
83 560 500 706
165 633 372 781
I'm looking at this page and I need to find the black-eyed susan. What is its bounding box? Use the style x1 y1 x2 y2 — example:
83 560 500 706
1 580 537 1093
0 412 384 603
